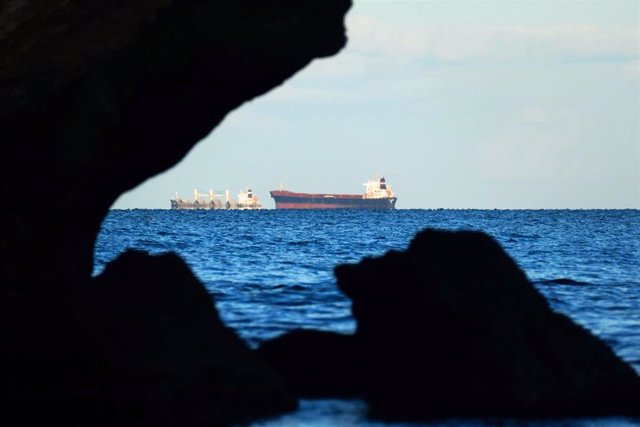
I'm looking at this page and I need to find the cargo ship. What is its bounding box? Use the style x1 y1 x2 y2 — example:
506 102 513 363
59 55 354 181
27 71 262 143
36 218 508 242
170 188 261 210
270 176 397 210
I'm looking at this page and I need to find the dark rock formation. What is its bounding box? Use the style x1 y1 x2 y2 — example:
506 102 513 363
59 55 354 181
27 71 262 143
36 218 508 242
6 250 297 426
91 250 296 425
1 0 350 291
258 229 640 420
256 329 362 397
1 0 351 425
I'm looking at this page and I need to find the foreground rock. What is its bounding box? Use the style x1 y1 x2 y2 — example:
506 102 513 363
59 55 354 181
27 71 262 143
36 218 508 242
92 251 297 425
0 1 350 424
258 229 640 420
6 250 296 426
1 0 350 292
257 329 362 397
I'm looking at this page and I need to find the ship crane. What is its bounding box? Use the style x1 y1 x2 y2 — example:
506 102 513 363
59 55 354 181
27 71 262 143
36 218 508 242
191 188 230 201
170 186 260 210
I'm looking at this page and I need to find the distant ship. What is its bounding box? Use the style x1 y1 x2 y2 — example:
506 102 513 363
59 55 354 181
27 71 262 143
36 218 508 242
170 188 262 210
270 176 397 210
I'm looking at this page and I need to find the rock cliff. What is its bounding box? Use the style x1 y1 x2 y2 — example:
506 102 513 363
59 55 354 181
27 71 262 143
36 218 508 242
0 1 351 424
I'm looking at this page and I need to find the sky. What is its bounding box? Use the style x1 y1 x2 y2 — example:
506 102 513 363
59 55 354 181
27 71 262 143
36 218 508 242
113 0 640 210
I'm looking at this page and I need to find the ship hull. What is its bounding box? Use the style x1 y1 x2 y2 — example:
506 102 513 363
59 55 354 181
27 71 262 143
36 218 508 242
270 191 396 210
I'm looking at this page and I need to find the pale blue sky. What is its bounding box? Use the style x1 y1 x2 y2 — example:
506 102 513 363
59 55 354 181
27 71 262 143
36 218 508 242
113 0 640 209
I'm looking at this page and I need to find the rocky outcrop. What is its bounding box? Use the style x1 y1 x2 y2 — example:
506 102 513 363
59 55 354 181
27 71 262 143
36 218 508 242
92 250 296 425
0 1 350 425
1 0 350 290
6 250 296 425
257 329 362 397
257 229 640 420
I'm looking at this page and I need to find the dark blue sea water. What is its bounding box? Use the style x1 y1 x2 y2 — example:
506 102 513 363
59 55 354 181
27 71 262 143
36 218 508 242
94 209 640 426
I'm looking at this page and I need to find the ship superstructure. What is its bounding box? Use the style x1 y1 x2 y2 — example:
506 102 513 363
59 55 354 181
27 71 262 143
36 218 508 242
235 188 262 210
270 176 397 210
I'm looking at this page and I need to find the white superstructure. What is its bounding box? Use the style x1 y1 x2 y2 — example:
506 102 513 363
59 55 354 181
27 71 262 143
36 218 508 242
236 188 262 209
363 176 395 200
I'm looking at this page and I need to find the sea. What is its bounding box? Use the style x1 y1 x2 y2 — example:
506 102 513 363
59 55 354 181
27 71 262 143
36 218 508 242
94 209 640 427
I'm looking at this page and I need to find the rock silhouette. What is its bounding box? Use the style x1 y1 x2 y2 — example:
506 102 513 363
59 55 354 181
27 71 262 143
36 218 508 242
258 229 640 420
257 329 363 398
1 0 350 291
88 250 296 425
1 1 351 425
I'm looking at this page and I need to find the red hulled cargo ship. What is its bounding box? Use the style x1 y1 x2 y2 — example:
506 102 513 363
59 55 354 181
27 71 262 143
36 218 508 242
270 176 397 210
